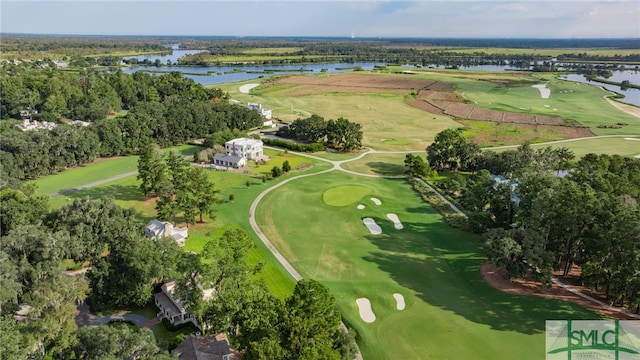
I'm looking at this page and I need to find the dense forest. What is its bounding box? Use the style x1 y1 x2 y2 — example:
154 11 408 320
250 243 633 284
0 65 264 182
420 129 640 311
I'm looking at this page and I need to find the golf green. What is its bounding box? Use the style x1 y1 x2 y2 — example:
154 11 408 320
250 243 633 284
323 185 373 206
255 172 601 359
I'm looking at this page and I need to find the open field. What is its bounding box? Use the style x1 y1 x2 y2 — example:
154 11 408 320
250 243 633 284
255 172 601 359
449 48 640 57
218 71 637 150
241 47 304 55
34 145 202 196
489 135 640 158
340 152 409 177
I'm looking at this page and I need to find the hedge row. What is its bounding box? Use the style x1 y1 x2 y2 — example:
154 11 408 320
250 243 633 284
262 138 325 152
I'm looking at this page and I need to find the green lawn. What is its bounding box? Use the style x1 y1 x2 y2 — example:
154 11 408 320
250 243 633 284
256 172 601 359
34 145 204 196
34 156 139 196
340 153 410 177
487 135 640 158
440 74 640 135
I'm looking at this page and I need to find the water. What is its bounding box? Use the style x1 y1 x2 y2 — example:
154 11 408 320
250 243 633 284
123 49 206 64
120 62 386 85
560 74 640 107
119 48 640 106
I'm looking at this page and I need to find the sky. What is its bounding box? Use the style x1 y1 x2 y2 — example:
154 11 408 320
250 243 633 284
1 1 639 38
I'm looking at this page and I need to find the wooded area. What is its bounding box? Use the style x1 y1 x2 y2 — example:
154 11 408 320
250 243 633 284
424 129 640 311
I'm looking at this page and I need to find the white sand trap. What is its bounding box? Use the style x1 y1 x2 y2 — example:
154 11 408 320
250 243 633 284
239 83 259 94
357 204 365 209
356 298 376 323
635 155 640 158
386 213 404 230
370 197 382 206
625 138 640 141
544 105 550 108
363 218 382 235
532 84 551 99
393 293 406 310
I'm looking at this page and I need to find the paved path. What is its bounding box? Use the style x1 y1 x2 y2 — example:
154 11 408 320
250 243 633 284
49 171 139 198
74 302 158 332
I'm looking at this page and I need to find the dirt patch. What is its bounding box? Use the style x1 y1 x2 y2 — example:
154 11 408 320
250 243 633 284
459 120 595 145
416 90 463 102
92 156 126 164
406 100 444 115
481 262 637 320
468 107 503 122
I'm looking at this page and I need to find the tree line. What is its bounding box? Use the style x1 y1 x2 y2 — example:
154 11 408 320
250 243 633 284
422 128 640 310
0 66 263 181
276 114 363 152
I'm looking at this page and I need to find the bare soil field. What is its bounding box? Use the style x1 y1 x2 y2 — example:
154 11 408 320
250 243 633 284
405 99 444 115
415 88 575 127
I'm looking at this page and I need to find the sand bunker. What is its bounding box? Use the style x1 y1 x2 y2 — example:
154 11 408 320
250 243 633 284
386 213 404 230
356 298 376 323
625 138 640 141
532 84 551 99
363 218 382 235
357 204 365 209
393 293 406 310
370 197 382 206
239 83 260 94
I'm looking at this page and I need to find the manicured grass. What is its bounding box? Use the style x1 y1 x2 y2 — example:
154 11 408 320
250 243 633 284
488 135 640 158
322 185 373 206
340 153 410 177
256 172 602 359
248 148 314 175
34 145 204 196
34 156 139 196
440 73 640 135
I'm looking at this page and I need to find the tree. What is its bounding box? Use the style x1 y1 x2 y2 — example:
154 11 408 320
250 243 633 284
282 160 292 173
404 154 435 177
75 323 174 359
0 182 49 236
325 117 362 152
426 128 472 171
283 279 343 359
271 166 283 178
87 235 180 310
138 142 168 197
189 167 221 223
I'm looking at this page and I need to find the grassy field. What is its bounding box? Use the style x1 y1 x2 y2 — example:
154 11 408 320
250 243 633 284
217 70 638 152
340 152 409 177
488 135 640 158
34 145 203 196
403 71 640 135
255 172 601 359
220 80 461 151
449 48 640 57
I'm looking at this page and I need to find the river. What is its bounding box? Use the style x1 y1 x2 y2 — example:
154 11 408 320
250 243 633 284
122 49 640 106
560 73 640 107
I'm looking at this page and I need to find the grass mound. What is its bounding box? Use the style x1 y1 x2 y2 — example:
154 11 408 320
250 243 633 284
322 185 372 206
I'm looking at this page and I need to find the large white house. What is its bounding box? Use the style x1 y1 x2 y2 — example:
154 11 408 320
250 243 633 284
213 138 263 168
145 219 189 246
247 102 272 120
154 280 215 331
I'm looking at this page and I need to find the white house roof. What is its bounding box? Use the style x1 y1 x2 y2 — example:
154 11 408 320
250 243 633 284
226 138 262 148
